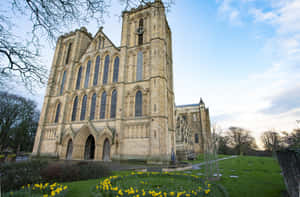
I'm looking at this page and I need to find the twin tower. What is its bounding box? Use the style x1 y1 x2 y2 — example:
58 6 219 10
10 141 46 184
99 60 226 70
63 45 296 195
32 0 177 162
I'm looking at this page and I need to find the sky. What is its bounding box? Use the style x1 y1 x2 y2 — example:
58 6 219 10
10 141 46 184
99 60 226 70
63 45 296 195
5 0 300 146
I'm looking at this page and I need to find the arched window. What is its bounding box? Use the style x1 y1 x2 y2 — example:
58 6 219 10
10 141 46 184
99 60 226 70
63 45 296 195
76 67 82 90
93 56 100 86
100 91 107 119
65 43 72 64
103 55 109 84
113 56 119 83
71 96 78 121
54 103 61 123
80 95 87 120
110 90 117 118
138 19 144 45
84 60 91 88
136 51 143 81
135 91 142 117
60 70 67 95
195 133 199 143
90 93 97 120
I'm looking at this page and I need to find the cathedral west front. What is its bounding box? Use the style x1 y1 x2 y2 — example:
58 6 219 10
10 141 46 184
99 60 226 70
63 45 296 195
32 0 211 163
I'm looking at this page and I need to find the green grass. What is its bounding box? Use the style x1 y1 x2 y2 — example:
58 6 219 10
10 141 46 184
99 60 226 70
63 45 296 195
59 156 285 197
185 154 230 164
187 156 285 197
64 171 131 197
65 179 99 197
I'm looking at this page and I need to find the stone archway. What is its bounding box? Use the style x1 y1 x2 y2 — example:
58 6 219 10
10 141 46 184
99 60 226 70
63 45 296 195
84 135 95 160
66 139 73 160
102 138 110 161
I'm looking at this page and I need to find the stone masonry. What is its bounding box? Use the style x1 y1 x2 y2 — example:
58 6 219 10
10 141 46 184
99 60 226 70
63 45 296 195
32 0 211 163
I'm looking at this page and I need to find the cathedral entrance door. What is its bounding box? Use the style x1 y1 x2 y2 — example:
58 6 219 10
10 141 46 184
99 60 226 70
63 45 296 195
102 139 110 161
84 135 95 160
66 139 73 160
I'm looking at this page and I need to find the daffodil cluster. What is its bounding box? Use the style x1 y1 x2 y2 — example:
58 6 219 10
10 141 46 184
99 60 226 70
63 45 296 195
93 172 212 197
5 182 68 197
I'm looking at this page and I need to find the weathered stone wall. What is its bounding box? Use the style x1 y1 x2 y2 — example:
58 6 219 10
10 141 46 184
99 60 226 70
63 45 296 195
276 150 300 197
32 1 175 163
175 100 211 160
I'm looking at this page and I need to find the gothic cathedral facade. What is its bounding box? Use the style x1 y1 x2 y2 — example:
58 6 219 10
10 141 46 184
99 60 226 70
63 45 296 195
32 0 211 162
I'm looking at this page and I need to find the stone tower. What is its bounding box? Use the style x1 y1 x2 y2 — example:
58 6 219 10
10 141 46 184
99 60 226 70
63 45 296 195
119 0 175 162
32 0 175 163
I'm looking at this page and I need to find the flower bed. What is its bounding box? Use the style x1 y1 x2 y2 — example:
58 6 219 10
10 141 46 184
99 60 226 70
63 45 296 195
92 172 212 197
3 182 68 197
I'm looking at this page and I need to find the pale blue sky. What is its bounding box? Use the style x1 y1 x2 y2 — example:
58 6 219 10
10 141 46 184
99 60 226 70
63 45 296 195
5 0 300 145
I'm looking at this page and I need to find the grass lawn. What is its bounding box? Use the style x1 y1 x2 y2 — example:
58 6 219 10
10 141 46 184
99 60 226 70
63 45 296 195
186 156 285 197
185 154 230 164
63 156 285 197
64 171 131 197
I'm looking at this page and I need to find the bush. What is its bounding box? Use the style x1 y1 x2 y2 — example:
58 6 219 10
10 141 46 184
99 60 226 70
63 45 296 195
1 160 111 193
77 162 111 180
0 160 48 192
40 161 111 182
8 154 16 158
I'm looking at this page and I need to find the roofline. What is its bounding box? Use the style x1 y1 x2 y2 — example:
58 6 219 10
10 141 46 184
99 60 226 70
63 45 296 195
176 104 199 108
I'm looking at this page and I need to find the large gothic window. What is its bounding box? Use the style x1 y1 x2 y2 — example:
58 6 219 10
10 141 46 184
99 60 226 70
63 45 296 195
54 103 61 123
136 51 143 81
76 67 82 90
65 43 72 64
60 70 67 95
113 56 119 83
90 93 97 120
93 56 100 86
103 55 109 84
195 133 199 143
71 96 78 121
138 19 144 45
80 95 87 120
110 90 117 118
100 91 107 119
135 90 142 117
84 60 91 88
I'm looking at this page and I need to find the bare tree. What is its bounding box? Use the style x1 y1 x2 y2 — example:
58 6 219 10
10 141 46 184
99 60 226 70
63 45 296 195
227 126 257 155
282 129 300 149
261 129 282 153
1 0 174 90
0 91 39 153
215 128 231 155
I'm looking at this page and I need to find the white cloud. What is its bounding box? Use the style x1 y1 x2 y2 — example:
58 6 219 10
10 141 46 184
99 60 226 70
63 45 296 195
217 0 243 25
213 0 300 146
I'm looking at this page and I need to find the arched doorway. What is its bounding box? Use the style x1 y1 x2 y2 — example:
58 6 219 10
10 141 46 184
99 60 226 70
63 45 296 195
84 135 95 160
102 138 110 161
66 139 73 160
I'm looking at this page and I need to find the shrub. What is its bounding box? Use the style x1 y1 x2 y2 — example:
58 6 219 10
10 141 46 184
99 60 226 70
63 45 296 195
1 160 111 193
40 161 111 182
77 162 111 180
40 162 81 182
8 154 17 158
0 160 48 192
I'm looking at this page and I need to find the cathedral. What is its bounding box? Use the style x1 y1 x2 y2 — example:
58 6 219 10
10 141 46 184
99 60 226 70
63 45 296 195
32 0 211 163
